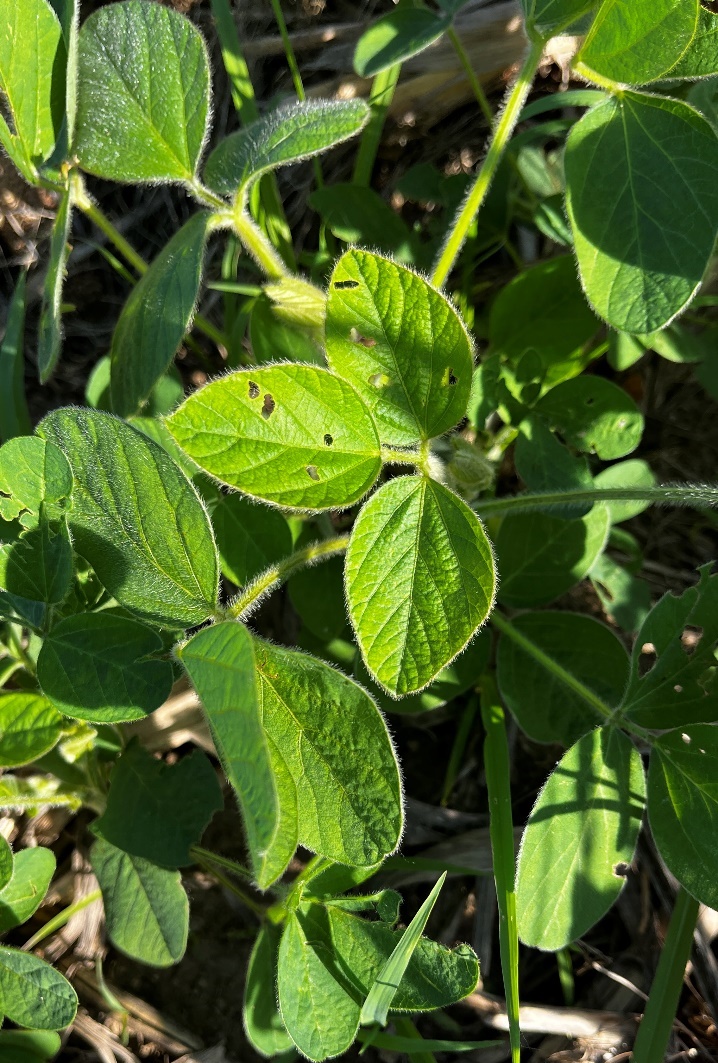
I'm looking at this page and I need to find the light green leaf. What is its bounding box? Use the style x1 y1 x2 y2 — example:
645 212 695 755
0 1029 61 1063
496 506 609 608
0 0 65 169
39 408 219 626
593 459 655 523
521 0 598 38
0 946 77 1029
0 775 82 815
111 212 211 417
354 8 450 78
0 693 64 767
565 92 718 333
75 0 210 183
535 377 643 459
0 517 73 605
346 475 496 696
669 6 718 80
516 727 645 951
590 555 652 634
166 364 382 511
325 250 473 445
0 847 55 932
608 330 645 371
496 612 629 745
93 742 222 868
91 838 188 967
515 415 593 519
576 0 698 85
310 184 417 264
0 272 31 443
244 923 293 1058
638 322 708 364
212 493 292 587
38 188 71 384
0 436 72 523
0 837 11 892
648 725 718 909
205 98 369 200
620 565 718 728
38 612 174 724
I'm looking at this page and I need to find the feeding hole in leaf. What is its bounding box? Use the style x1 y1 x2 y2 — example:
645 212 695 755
324 434 333 446
306 465 320 481
369 372 391 389
334 279 359 289
261 394 275 420
682 627 702 654
441 367 458 387
674 684 683 693
682 733 692 744
585 396 595 406
350 328 376 348
613 862 630 878
248 381 260 399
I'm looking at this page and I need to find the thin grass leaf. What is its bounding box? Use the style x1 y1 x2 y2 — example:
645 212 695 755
357 1030 503 1054
0 271 31 443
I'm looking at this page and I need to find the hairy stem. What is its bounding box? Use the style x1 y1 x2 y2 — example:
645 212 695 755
233 209 290 280
431 38 544 288
474 484 718 518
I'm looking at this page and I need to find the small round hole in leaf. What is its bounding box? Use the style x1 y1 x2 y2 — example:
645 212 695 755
324 434 333 446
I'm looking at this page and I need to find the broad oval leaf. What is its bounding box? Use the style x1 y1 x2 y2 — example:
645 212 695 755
91 838 188 967
205 99 369 200
111 212 211 417
565 92 718 333
38 188 72 384
325 250 474 445
535 377 643 460
0 847 55 933
0 693 64 767
38 613 174 724
517 727 645 951
0 946 77 1029
648 725 718 909
166 364 382 511
39 408 219 626
354 8 450 78
593 458 655 524
244 924 293 1058
212 493 292 587
496 506 609 609
496 612 630 745
576 0 698 85
75 0 210 183
346 475 496 696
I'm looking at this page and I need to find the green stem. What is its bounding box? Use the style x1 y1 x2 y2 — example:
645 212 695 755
353 64 402 187
23 889 102 951
191 844 252 882
233 210 289 280
431 38 543 289
447 26 493 126
194 854 266 917
226 534 350 619
480 674 521 1063
474 484 718 518
632 887 699 1063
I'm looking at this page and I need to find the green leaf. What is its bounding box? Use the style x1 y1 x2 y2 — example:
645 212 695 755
38 613 174 724
0 517 73 604
249 295 322 366
496 506 609 608
669 6 718 80
111 212 211 417
0 847 55 932
88 357 184 415
326 250 474 445
515 415 593 519
593 459 655 523
565 92 718 333
244 923 293 1058
94 742 222 868
205 98 369 199
0 272 31 443
354 8 450 78
496 612 629 745
620 565 718 729
0 436 72 523
91 838 188 967
0 775 81 815
289 554 348 642
488 256 600 392
212 493 292 587
0 946 77 1029
608 330 645 371
75 0 210 183
0 1029 61 1063
0 0 65 169
0 693 64 767
38 188 71 384
39 408 219 626
516 727 645 951
346 475 496 696
521 0 598 38
310 184 417 264
590 554 652 634
576 0 698 85
0 837 11 892
535 377 643 460
648 725 718 908
166 364 382 511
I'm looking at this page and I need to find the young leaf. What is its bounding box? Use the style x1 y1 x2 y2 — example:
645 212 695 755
310 184 417 264
354 8 450 78
576 0 698 85
516 727 645 951
111 212 212 417
166 365 382 511
75 0 210 183
0 693 64 767
244 923 294 1058
648 725 718 909
0 946 77 1030
38 188 71 384
88 357 184 415
91 838 189 967
326 250 474 445
39 408 219 626
0 847 55 932
495 507 609 608
535 377 644 460
38 613 175 724
205 98 369 200
593 459 655 523
669 6 718 80
0 271 31 443
565 92 718 333
620 565 718 729
514 416 593 519
93 742 222 868
0 436 72 524
212 493 292 587
346 476 496 696
496 612 629 745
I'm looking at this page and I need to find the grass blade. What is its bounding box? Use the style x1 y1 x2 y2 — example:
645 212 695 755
353 63 401 186
0 271 31 442
357 1028 504 1055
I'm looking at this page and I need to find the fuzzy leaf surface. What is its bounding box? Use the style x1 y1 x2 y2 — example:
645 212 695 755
354 8 450 78
670 6 718 79
326 250 473 445
0 947 77 1029
0 848 55 933
167 365 382 510
0 693 64 767
535 377 643 459
38 189 71 384
577 0 698 85
346 476 496 696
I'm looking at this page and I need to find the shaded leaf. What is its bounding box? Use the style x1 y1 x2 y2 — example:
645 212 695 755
244 923 293 1058
593 459 655 523
535 377 643 460
515 415 593 519
670 6 718 80
212 493 292 587
354 8 450 78
0 272 31 443
311 184 417 264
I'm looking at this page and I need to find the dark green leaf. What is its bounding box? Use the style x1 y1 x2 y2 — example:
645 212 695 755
249 295 322 366
515 415 593 519
0 517 73 604
212 493 292 587
289 554 348 642
535 377 643 460
354 8 450 78
0 946 77 1029
670 6 718 80
244 924 293 1058
590 554 652 634
0 1029 61 1063
310 184 417 264
576 0 698 85
593 459 655 523
521 0 598 38
0 837 11 892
